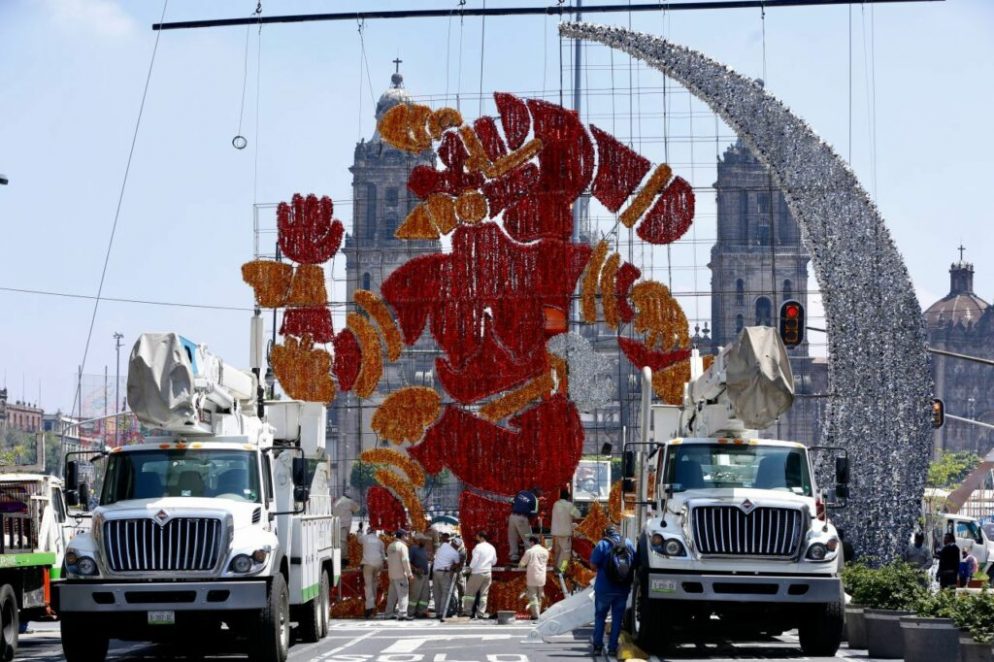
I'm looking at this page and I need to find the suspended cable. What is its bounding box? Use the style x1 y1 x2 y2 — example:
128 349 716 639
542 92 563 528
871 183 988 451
478 0 487 117
847 3 853 162
233 24 251 149
72 0 169 422
457 0 466 111
0 286 253 312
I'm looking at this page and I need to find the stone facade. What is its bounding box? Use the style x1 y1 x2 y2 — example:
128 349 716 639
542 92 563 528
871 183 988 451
0 390 43 433
925 258 994 455
708 139 827 444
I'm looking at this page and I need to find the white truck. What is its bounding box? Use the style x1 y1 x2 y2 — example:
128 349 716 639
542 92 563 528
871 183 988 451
622 327 850 656
55 331 340 662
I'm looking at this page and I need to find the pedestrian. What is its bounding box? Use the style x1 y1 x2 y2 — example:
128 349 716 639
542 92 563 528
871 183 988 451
902 532 932 570
451 534 468 609
519 535 550 620
333 491 360 563
408 535 431 618
359 526 385 617
508 486 540 562
590 526 636 657
938 532 960 589
386 530 414 620
959 544 980 588
550 489 581 572
462 532 497 619
432 533 462 621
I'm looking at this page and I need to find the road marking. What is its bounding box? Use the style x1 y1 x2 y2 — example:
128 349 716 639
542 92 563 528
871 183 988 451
382 635 517 653
305 628 381 661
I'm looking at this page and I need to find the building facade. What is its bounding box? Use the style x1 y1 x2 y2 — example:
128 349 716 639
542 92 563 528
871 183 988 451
925 256 994 455
0 389 43 433
708 139 827 444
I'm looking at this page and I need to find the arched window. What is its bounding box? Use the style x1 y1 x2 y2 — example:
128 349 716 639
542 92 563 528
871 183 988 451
783 279 793 301
735 314 744 333
735 279 745 305
755 296 772 327
363 183 377 241
362 272 371 292
385 187 399 207
757 223 771 246
382 215 398 240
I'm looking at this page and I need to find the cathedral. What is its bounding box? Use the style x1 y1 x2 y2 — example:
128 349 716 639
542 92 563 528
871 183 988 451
925 253 994 455
707 138 828 444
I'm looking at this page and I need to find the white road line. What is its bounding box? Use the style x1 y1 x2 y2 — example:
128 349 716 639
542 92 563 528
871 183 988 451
381 634 519 653
303 628 381 661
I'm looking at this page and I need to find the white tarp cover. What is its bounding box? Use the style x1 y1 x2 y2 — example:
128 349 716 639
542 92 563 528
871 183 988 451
127 333 197 429
725 327 795 429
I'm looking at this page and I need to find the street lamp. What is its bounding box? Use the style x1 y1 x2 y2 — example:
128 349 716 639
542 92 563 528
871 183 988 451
114 332 124 447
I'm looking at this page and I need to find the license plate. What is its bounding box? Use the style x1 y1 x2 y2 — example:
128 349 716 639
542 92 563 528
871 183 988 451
649 578 676 594
148 610 175 625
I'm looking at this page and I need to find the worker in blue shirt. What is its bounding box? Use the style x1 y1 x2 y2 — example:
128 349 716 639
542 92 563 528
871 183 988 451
590 526 636 656
508 487 541 562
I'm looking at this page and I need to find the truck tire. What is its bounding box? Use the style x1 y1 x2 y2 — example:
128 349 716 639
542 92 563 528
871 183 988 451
297 569 330 643
250 574 290 662
798 600 844 656
0 585 18 662
60 616 109 662
630 574 668 653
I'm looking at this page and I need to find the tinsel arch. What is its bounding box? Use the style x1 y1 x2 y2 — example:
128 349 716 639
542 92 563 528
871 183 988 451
559 22 932 562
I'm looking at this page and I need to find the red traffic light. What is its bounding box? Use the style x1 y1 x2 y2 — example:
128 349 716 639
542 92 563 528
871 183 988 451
778 300 805 348
785 304 800 319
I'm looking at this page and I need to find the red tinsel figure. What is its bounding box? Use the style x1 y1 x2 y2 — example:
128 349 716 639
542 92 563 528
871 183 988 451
367 486 407 532
280 307 334 344
277 193 344 265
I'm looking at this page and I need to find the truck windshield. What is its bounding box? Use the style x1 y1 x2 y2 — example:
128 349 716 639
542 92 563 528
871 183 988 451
664 444 812 496
101 449 261 505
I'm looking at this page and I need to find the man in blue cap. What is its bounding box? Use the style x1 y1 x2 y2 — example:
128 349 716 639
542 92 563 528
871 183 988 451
590 526 636 656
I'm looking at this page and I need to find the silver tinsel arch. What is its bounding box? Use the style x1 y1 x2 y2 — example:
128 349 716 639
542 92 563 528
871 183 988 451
560 22 933 562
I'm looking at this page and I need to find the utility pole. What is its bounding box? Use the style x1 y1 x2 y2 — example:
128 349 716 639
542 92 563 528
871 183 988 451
114 332 124 447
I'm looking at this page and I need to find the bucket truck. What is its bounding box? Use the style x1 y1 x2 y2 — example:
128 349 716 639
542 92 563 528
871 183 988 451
55 329 339 662
622 327 850 656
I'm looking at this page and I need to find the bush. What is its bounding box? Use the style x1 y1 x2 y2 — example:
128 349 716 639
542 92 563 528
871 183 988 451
915 587 962 619
842 561 929 611
952 590 994 644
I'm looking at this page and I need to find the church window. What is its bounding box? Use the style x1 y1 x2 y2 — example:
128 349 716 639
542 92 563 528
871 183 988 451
362 273 371 292
739 191 749 243
382 215 398 240
385 187 399 207
757 223 771 246
755 296 772 327
735 314 744 333
757 192 770 214
735 279 744 305
364 183 377 241
783 279 793 301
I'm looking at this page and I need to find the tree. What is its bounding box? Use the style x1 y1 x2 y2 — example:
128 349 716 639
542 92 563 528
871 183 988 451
349 461 377 492
927 450 982 489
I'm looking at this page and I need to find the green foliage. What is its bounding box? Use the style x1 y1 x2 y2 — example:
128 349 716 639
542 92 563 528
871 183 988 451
975 571 990 584
842 561 929 610
927 450 982 489
914 587 962 618
349 461 377 492
952 591 994 644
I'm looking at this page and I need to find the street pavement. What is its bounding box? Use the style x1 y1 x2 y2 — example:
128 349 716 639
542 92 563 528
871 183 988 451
17 620 877 661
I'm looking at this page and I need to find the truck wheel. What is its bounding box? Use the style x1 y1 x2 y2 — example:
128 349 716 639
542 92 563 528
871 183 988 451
250 574 290 662
297 570 330 643
798 600 844 656
60 616 109 662
631 576 667 653
0 585 18 662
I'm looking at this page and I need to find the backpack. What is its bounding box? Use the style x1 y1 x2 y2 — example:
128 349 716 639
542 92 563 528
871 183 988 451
602 537 634 586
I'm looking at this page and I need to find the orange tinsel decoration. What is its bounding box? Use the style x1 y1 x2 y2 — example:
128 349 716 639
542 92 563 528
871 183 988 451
347 312 383 399
285 264 328 307
580 240 609 324
330 597 365 618
346 533 361 568
270 335 336 403
374 469 427 532
607 481 622 524
576 502 610 542
652 360 690 405
241 260 293 308
599 252 622 330
371 387 441 444
630 280 691 350
378 103 433 153
359 448 426 487
354 289 403 362
484 573 531 615
565 560 596 588
620 164 672 229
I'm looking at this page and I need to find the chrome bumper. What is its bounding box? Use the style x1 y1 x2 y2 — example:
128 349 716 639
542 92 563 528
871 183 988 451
646 573 842 604
57 580 267 612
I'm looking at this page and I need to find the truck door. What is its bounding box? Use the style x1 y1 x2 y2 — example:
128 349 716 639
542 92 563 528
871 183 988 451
955 520 988 564
50 486 70 566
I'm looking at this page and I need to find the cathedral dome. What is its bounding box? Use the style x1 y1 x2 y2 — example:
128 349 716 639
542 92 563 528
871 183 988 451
924 256 989 329
372 72 412 141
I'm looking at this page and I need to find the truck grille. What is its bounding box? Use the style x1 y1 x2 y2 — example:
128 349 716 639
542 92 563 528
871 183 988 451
103 518 223 572
692 506 803 557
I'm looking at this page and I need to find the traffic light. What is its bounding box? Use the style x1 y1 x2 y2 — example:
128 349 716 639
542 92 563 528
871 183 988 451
932 399 944 429
779 300 804 348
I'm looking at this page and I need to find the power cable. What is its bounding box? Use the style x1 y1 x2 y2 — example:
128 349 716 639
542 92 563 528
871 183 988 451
477 0 487 117
0 286 252 312
71 0 169 424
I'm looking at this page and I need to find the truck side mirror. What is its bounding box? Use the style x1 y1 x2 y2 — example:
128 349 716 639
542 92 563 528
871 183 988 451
78 483 91 510
294 486 310 504
835 484 850 500
835 457 850 485
622 451 636 479
66 460 80 492
292 457 308 488
65 490 80 507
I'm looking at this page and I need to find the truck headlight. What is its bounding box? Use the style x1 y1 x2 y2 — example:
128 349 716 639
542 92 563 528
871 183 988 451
76 557 99 576
663 539 686 557
230 554 254 574
806 543 828 560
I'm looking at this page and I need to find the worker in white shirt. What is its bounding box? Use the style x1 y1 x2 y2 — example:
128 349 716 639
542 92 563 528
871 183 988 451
550 489 582 571
333 491 360 563
386 530 414 620
519 535 550 619
359 526 385 618
462 532 497 619
431 533 462 622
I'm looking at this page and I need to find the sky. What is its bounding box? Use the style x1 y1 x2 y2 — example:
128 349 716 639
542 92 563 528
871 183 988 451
1 0 991 415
